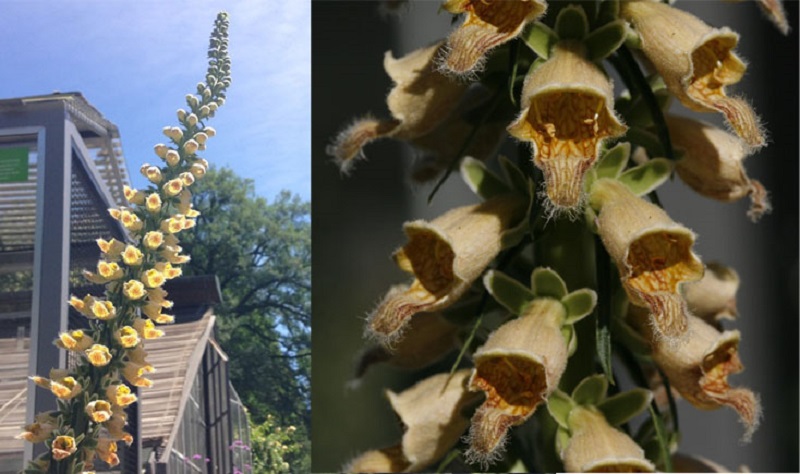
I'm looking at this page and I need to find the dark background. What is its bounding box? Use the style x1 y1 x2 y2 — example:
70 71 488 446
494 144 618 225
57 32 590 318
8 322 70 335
311 1 799 471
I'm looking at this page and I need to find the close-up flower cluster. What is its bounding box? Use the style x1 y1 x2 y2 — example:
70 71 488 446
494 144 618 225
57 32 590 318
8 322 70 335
315 0 797 472
16 13 231 473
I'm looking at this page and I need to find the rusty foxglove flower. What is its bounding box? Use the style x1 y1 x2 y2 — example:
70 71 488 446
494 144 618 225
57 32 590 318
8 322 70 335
329 41 468 173
620 0 765 148
467 298 568 464
367 195 526 345
668 115 770 221
590 178 704 343
683 262 740 328
440 0 546 77
508 41 626 212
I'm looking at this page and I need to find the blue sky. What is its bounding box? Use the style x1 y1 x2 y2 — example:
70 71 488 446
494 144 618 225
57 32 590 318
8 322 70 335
0 0 310 201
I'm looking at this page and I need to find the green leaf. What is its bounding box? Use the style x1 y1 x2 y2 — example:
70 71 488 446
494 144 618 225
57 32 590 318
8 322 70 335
555 5 589 40
483 270 536 316
618 158 673 196
562 289 598 324
596 321 614 384
562 324 578 355
499 155 530 197
531 267 567 299
648 404 674 472
555 425 571 456
523 22 558 59
594 142 630 180
597 0 620 25
572 375 608 406
547 390 575 429
460 157 511 200
586 20 628 61
597 388 653 426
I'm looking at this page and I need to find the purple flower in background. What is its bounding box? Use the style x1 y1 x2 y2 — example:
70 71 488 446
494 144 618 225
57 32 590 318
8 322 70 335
192 454 202 460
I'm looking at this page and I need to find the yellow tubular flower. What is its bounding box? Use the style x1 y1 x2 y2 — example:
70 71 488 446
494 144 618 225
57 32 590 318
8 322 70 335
144 165 163 184
122 245 144 266
163 178 184 197
122 361 155 388
508 41 626 212
107 383 137 407
162 215 187 234
386 370 480 471
629 307 761 441
667 115 770 221
590 179 703 343
123 279 146 300
97 238 126 259
85 400 113 423
146 192 162 213
86 344 113 367
561 406 656 472
123 185 146 205
120 210 143 232
56 329 94 352
190 162 207 179
143 230 164 250
51 435 77 461
620 0 764 148
165 149 181 167
39 370 82 400
15 413 57 443
97 261 123 280
96 438 120 467
328 41 468 173
107 407 134 444
441 0 546 77
143 268 166 288
466 299 568 463
116 326 141 348
90 299 117 320
367 195 526 345
155 262 182 279
133 318 165 339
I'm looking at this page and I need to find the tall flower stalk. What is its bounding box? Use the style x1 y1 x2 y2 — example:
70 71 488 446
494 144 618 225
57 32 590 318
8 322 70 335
327 1 790 471
18 13 231 473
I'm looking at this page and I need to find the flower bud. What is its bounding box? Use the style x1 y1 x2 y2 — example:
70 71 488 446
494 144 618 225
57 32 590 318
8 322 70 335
194 132 209 145
162 126 183 142
183 139 199 154
176 108 187 121
144 166 163 184
190 162 208 179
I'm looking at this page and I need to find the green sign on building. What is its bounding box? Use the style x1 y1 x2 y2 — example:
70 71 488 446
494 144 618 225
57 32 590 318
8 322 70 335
0 147 29 183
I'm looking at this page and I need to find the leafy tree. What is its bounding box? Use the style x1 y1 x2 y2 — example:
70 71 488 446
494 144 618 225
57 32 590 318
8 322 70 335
179 166 310 468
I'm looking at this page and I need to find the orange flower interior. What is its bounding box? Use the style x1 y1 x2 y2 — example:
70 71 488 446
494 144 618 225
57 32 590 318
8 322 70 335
468 355 546 455
403 230 455 295
465 0 539 33
519 91 615 207
625 231 702 338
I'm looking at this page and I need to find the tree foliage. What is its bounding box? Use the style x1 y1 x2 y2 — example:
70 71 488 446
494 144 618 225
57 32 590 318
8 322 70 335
180 166 310 447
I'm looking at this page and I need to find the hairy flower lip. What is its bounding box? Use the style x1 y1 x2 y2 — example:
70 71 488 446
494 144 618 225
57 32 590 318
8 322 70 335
440 0 546 77
620 0 764 148
508 41 626 211
631 308 762 441
592 179 703 343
